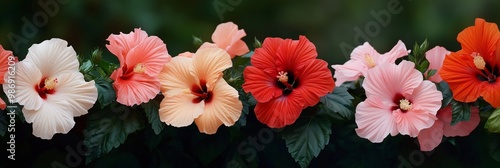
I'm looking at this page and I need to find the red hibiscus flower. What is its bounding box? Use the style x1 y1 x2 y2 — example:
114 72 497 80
243 36 335 128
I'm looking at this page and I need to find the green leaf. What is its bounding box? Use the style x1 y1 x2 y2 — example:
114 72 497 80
281 111 332 168
418 60 430 73
79 60 93 74
91 48 103 65
95 78 116 109
253 37 262 48
192 35 203 48
241 51 254 58
437 81 453 108
141 94 165 135
450 100 471 126
485 108 500 133
426 69 437 79
320 87 354 120
84 104 145 164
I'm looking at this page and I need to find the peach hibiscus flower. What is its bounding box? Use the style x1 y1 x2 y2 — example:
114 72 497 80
199 22 250 58
4 39 97 139
355 61 442 143
0 45 17 110
107 28 171 106
332 40 410 86
159 48 242 134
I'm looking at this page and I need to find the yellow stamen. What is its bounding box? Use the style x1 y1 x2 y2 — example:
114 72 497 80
472 52 486 70
399 99 412 111
277 71 288 83
183 89 192 94
364 54 376 68
44 77 58 90
134 63 146 73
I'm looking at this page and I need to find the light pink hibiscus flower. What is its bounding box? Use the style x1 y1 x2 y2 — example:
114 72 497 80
332 40 410 86
355 61 442 143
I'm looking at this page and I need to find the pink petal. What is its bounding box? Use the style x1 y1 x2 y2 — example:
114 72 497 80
210 22 249 57
355 96 398 143
177 51 195 58
226 39 250 58
331 60 367 86
417 120 444 151
0 45 15 83
125 35 171 76
106 28 148 65
159 92 204 127
440 106 481 137
350 42 381 62
114 73 161 106
425 46 450 83
378 40 410 63
393 108 436 137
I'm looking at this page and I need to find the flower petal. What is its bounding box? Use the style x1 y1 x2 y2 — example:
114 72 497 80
25 38 79 77
425 46 451 83
159 93 204 127
355 96 398 143
254 92 305 128
457 18 500 60
417 120 444 151
194 79 242 134
23 99 74 139
393 108 436 137
53 72 97 116
190 48 232 90
378 40 410 63
251 37 282 75
159 56 196 95
332 60 367 86
209 22 249 58
294 59 335 107
242 66 282 102
125 35 171 76
350 42 381 62
409 80 443 117
441 106 480 137
439 51 483 103
276 36 317 71
363 61 422 100
0 99 5 110
114 73 161 106
106 28 149 65
480 81 500 108
3 61 43 111
0 45 16 84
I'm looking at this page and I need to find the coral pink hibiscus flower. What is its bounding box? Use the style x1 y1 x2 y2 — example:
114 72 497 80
242 36 335 128
417 106 480 151
158 48 242 134
107 28 171 106
199 22 249 58
355 61 442 143
4 39 97 139
425 46 451 83
332 40 410 86
0 45 17 110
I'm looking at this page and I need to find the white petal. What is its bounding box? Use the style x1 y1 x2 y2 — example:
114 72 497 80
23 99 75 139
52 72 97 117
25 38 79 77
3 61 43 110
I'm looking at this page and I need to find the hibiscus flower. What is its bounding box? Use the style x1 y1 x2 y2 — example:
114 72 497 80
158 48 242 134
4 38 97 139
440 18 500 107
107 28 171 106
332 40 410 86
355 61 442 143
417 106 480 151
0 45 17 110
242 36 335 128
199 22 249 58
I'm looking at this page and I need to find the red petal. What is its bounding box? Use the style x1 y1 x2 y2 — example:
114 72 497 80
242 66 282 102
254 93 305 128
276 36 317 72
439 51 483 102
251 38 283 75
457 18 500 61
294 59 335 107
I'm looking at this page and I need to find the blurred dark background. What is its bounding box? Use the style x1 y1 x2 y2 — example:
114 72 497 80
2 0 500 167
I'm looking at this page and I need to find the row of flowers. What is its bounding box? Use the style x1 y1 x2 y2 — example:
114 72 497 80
1 17 499 166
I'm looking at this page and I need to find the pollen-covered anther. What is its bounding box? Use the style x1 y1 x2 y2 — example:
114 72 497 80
134 63 146 73
399 99 412 111
472 52 486 70
364 53 376 68
276 71 289 83
44 77 58 90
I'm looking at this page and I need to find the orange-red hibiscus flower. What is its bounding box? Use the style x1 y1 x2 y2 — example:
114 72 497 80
440 18 500 107
242 36 335 128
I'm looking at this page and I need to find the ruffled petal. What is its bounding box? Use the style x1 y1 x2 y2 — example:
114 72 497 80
159 93 204 127
254 92 305 128
125 35 171 76
440 51 483 102
194 79 242 134
355 96 398 143
378 40 410 63
190 48 232 90
23 99 74 140
457 18 500 60
0 45 15 83
251 37 282 75
408 80 443 117
106 28 149 65
480 81 500 108
25 38 79 77
425 46 450 83
242 66 282 102
3 61 43 111
226 40 250 57
331 60 367 86
159 56 196 95
417 120 444 151
294 59 335 107
114 73 161 106
208 22 249 58
393 108 436 137
441 106 480 137
349 42 380 62
276 36 317 71
52 72 97 116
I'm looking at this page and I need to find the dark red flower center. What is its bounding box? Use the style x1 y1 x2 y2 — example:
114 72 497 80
120 63 146 80
473 53 498 83
35 77 57 99
276 71 300 95
191 80 213 103
392 93 412 113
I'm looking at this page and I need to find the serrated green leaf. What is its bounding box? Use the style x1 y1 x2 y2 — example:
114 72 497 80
450 100 471 126
281 111 332 168
84 104 145 164
95 78 116 109
485 108 500 133
320 87 354 120
142 95 165 135
438 81 453 108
